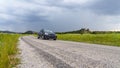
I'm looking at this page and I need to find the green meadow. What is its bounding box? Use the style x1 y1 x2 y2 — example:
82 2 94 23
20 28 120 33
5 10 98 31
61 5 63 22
0 34 20 68
57 34 120 47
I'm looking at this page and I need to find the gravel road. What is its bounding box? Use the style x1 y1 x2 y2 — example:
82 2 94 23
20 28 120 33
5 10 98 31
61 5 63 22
18 36 120 68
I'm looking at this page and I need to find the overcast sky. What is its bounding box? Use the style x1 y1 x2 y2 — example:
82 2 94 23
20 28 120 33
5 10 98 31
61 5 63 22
0 0 120 32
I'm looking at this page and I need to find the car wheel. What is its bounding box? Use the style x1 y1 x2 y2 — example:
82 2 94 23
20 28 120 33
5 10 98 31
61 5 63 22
46 37 49 40
38 37 40 39
53 38 56 40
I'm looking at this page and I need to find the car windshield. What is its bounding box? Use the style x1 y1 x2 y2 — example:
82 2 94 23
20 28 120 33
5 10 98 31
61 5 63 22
44 30 54 34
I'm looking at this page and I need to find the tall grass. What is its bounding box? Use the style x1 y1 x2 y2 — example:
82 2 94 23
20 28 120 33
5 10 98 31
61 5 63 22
0 34 20 68
57 34 120 47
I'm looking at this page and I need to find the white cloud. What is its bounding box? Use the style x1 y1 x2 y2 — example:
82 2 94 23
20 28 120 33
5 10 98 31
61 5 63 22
64 0 90 4
0 0 120 32
62 0 97 7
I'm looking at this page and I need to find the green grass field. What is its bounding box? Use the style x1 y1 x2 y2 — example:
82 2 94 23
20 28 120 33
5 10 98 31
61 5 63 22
57 34 120 47
1 33 119 67
0 34 20 68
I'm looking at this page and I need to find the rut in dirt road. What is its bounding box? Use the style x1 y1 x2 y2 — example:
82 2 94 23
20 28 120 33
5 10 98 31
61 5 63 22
18 36 120 68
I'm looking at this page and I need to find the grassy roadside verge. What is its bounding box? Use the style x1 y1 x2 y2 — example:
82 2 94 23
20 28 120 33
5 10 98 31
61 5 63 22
0 34 20 68
57 34 120 47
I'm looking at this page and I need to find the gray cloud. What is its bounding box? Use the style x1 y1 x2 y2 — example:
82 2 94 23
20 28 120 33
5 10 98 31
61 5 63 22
19 13 48 22
0 0 120 32
88 0 120 15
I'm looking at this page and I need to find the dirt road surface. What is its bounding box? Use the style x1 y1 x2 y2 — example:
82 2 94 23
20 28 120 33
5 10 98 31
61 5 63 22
18 36 120 68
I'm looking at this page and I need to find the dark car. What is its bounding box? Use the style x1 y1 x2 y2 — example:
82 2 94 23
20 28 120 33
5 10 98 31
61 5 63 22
38 29 57 40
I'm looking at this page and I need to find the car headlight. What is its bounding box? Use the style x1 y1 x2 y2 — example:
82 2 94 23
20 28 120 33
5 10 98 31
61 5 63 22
45 33 49 35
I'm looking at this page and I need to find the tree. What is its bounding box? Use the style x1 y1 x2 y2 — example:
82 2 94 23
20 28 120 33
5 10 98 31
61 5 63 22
79 28 91 34
23 31 34 34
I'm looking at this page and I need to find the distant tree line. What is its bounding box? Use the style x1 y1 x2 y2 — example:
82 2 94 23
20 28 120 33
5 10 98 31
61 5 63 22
56 28 91 34
1 28 119 34
22 31 37 34
91 31 120 34
56 28 120 34
0 31 17 34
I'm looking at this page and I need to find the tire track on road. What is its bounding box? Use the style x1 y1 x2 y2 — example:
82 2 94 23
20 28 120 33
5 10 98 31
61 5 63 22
21 37 73 68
